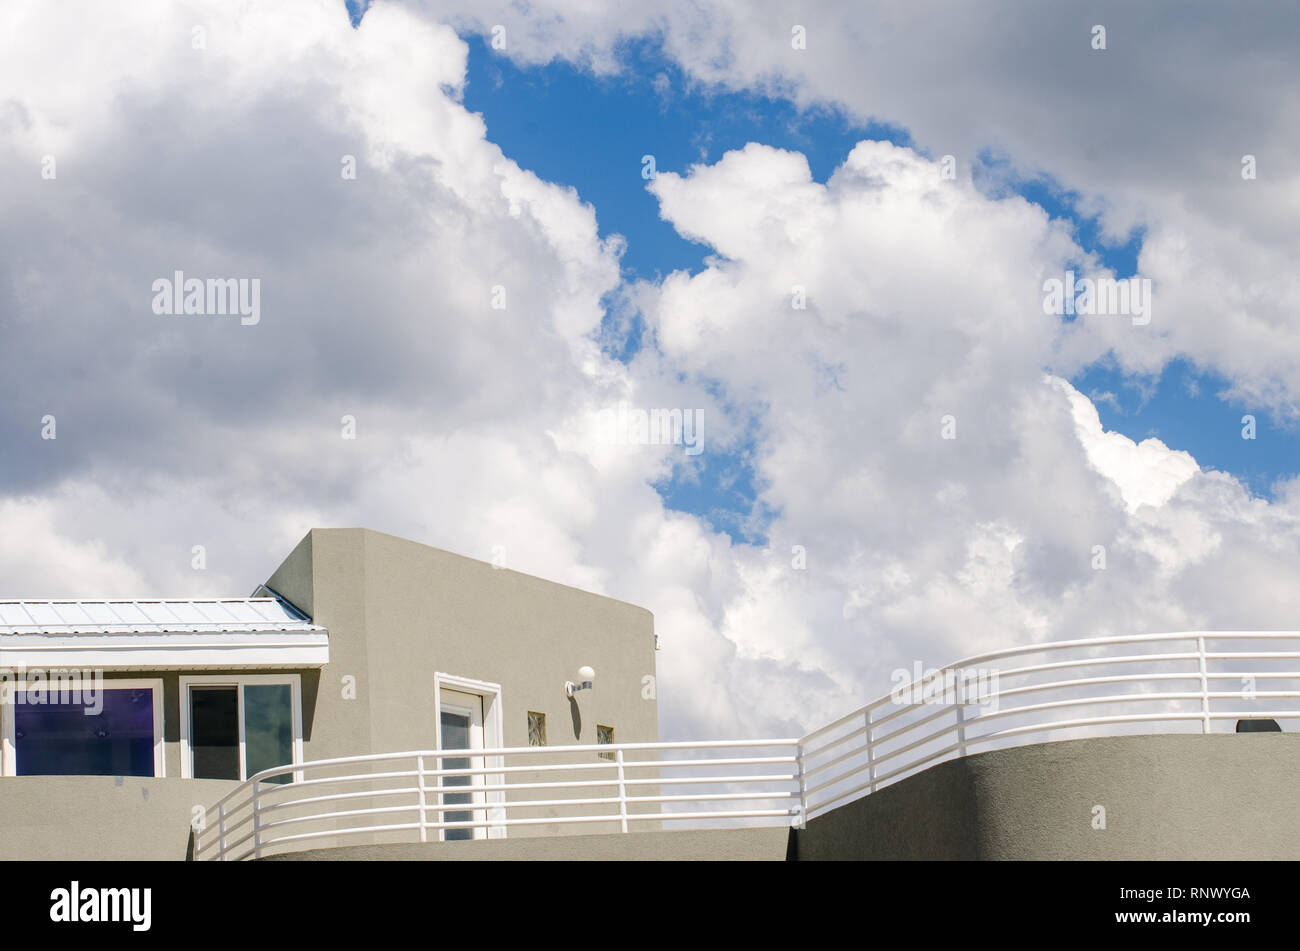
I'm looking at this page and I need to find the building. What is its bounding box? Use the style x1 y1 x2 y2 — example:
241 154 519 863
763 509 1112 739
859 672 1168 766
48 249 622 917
0 528 657 859
1 528 1297 861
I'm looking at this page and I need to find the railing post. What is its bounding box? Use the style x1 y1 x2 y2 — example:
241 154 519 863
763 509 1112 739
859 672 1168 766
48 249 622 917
1198 635 1211 733
251 780 263 860
217 803 226 862
793 740 808 829
865 708 876 795
417 754 428 843
953 685 969 758
436 752 445 843
615 748 629 833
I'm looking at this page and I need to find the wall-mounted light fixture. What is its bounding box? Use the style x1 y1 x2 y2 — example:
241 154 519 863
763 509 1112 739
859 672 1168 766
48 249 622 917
565 665 595 698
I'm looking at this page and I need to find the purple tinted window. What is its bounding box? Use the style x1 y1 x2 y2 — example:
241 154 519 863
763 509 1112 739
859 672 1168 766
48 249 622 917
14 687 156 776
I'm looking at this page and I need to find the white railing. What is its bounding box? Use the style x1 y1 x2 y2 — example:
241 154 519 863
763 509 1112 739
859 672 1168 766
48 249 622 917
799 631 1300 821
195 631 1300 859
193 738 802 861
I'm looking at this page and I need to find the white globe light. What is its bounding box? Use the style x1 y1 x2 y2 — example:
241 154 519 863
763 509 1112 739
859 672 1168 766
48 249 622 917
577 666 595 682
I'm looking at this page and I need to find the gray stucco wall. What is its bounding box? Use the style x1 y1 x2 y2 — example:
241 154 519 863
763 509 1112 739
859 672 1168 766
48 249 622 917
0 776 237 860
260 826 790 861
796 733 1300 860
269 528 658 761
265 528 659 841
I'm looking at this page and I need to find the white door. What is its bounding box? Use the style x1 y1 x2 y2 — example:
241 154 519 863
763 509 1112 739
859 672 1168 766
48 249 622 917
438 688 485 841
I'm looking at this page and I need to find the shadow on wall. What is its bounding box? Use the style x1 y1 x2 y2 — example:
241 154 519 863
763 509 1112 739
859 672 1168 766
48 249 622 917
569 696 581 740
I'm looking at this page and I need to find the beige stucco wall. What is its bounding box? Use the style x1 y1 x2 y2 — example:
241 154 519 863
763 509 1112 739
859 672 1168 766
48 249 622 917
0 776 237 860
269 527 658 756
261 826 791 861
265 527 659 843
796 733 1300 859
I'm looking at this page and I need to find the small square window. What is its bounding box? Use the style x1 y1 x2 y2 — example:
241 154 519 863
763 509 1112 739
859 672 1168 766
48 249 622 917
596 724 614 760
527 711 546 747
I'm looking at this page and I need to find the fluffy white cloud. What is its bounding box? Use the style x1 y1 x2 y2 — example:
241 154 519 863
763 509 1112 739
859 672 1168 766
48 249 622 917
407 0 1300 417
1050 376 1199 512
2 0 1298 748
634 140 1300 731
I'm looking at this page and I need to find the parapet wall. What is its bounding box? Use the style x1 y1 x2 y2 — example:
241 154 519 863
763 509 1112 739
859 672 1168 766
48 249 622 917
0 776 236 861
795 734 1300 860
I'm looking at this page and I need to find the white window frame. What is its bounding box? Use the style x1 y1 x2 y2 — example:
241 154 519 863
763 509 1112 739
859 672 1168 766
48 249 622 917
1 676 165 778
433 672 506 839
178 673 303 783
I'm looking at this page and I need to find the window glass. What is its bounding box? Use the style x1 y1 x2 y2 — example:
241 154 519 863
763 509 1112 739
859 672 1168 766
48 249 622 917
244 683 293 784
190 686 239 780
440 710 473 840
15 687 155 777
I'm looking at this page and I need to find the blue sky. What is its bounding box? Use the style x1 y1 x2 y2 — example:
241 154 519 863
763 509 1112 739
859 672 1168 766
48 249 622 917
352 2 1296 531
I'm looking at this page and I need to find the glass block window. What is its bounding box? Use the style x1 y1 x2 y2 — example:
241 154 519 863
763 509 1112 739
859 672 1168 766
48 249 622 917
596 724 614 760
527 711 546 747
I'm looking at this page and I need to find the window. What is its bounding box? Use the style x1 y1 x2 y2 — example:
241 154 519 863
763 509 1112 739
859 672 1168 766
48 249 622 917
527 711 546 747
596 724 614 760
180 675 301 783
434 672 506 840
2 678 164 777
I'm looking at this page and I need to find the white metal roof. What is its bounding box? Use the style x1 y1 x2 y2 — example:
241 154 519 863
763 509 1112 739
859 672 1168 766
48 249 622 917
0 597 328 670
0 598 320 635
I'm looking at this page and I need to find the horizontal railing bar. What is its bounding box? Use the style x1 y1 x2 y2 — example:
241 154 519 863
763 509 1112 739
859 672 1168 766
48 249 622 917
238 807 805 857
256 786 419 814
806 676 1248 769
236 772 800 823
202 739 798 813
259 802 422 832
804 677 1300 767
800 743 869 782
799 632 1300 743
261 788 791 825
804 653 1214 751
623 773 797 787
1206 651 1300 659
823 688 1253 792
630 755 796 769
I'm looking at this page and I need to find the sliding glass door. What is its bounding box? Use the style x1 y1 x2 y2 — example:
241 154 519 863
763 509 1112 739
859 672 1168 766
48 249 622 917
181 675 301 782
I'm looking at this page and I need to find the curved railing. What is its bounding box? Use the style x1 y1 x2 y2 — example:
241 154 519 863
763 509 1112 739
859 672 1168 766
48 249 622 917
799 631 1300 821
195 631 1300 859
192 738 802 861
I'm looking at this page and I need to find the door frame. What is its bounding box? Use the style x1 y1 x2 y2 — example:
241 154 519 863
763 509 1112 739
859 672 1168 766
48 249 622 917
433 672 506 839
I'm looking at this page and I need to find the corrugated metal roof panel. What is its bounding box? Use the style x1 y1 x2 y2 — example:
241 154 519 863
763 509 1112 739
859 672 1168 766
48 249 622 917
0 598 321 635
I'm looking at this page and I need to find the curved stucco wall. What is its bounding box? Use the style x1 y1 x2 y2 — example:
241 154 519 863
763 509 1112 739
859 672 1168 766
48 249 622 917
260 826 791 861
796 733 1300 860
